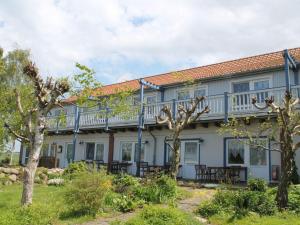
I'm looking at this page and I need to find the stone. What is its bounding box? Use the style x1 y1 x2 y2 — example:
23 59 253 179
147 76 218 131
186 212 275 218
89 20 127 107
47 178 64 186
8 174 17 182
0 167 19 175
0 173 5 178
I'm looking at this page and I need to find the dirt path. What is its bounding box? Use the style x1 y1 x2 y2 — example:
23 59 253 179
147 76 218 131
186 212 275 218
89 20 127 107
81 187 215 225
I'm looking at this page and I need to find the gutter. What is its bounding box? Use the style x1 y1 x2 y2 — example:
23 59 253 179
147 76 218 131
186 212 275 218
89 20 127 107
147 126 157 165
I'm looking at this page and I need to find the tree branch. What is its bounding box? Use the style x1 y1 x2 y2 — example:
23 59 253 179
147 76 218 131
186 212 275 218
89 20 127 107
15 89 25 118
4 123 30 143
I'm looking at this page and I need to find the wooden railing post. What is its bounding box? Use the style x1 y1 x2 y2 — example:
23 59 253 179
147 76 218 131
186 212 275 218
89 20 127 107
172 99 176 118
224 92 228 123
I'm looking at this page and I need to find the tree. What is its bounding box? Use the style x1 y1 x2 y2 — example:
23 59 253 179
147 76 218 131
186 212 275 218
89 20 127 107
156 96 209 179
3 62 70 205
220 91 300 209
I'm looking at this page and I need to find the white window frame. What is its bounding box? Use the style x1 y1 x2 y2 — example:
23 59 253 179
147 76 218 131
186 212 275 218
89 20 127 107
249 139 268 167
65 142 74 166
176 85 208 100
181 141 199 165
230 76 273 93
85 142 105 161
119 141 146 163
132 93 158 105
95 143 105 161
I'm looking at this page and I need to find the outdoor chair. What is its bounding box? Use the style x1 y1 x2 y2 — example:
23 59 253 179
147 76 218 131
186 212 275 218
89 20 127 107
228 166 241 184
111 161 120 174
195 164 207 181
139 161 149 177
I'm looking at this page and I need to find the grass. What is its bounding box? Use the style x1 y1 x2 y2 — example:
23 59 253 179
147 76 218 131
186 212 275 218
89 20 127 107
209 212 300 225
0 184 96 225
0 152 20 165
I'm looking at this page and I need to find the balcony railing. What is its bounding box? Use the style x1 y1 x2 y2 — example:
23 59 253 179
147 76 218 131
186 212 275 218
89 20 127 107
47 85 300 131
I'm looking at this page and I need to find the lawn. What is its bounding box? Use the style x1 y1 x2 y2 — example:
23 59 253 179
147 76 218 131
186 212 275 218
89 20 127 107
0 184 96 225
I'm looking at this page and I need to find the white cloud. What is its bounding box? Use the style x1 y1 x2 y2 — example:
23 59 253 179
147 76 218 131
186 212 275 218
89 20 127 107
0 0 299 84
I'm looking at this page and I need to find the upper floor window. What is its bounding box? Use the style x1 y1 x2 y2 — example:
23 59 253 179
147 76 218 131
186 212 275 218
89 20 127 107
254 80 269 90
232 78 270 93
194 89 206 97
177 90 190 100
233 82 250 93
146 96 156 104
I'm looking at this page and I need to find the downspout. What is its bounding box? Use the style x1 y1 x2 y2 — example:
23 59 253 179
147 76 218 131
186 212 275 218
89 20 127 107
147 127 157 165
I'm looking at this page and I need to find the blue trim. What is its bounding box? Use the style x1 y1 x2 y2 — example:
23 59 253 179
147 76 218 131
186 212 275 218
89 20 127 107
198 142 201 164
224 92 228 123
284 49 291 92
136 83 144 176
172 99 176 118
268 139 272 182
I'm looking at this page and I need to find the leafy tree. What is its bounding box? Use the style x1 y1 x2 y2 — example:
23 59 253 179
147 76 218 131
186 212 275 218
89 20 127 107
156 96 209 179
220 91 300 209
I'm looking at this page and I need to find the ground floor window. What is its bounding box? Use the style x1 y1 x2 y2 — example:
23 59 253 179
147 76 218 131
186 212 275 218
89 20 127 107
227 139 245 165
86 142 105 161
250 140 267 166
66 143 73 163
41 144 49 157
120 142 145 162
96 144 104 161
184 142 198 164
86 143 95 160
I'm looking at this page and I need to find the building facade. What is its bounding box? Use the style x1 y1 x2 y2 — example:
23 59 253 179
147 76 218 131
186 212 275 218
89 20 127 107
20 48 300 182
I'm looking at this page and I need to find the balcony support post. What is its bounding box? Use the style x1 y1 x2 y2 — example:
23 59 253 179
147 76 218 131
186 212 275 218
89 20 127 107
105 106 109 131
224 92 228 123
72 105 80 162
283 49 298 93
172 99 176 118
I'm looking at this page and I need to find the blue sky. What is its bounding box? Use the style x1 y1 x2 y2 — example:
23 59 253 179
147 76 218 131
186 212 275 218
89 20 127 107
0 0 299 85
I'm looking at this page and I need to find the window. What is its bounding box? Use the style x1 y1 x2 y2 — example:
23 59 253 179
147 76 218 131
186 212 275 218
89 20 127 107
66 143 73 164
41 144 49 157
254 80 269 103
95 144 104 161
166 143 174 163
86 143 95 160
24 147 29 164
133 96 140 105
233 82 250 93
121 142 133 162
134 143 145 162
146 96 156 114
50 144 57 157
177 90 190 100
184 142 198 164
194 89 206 97
228 140 245 165
250 140 267 166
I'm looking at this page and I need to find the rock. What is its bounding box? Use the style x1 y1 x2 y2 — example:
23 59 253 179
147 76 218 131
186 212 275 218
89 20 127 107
0 173 5 178
47 178 64 186
8 174 17 182
9 168 19 175
0 167 19 175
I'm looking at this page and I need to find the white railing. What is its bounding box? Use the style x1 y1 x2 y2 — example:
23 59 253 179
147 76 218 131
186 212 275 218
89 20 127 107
46 85 300 131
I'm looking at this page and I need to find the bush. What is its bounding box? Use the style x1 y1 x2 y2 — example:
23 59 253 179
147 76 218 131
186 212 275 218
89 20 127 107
64 171 112 216
197 201 222 218
247 178 267 192
134 175 177 203
63 162 87 179
123 205 201 225
113 174 140 193
288 185 300 213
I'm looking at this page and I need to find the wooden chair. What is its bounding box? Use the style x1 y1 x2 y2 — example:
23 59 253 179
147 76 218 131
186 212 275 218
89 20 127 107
95 160 104 171
139 161 149 177
111 161 120 174
195 164 207 181
228 166 241 184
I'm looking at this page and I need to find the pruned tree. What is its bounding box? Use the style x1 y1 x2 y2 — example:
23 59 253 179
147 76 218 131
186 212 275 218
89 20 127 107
220 91 300 209
156 96 209 179
4 62 70 205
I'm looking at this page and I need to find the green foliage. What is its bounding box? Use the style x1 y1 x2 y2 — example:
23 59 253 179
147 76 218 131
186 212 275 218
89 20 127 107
64 171 112 216
134 175 177 203
63 161 88 179
111 195 138 212
122 205 201 225
247 178 267 192
197 200 222 218
288 185 300 213
113 173 140 193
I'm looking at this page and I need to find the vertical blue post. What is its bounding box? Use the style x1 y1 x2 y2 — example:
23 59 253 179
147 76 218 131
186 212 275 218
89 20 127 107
160 88 165 102
284 49 291 92
72 105 80 162
105 106 109 131
172 99 176 118
136 83 144 176
224 92 228 123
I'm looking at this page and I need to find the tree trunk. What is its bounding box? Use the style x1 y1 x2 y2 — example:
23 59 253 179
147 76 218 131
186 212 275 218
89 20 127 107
21 129 44 206
170 136 180 180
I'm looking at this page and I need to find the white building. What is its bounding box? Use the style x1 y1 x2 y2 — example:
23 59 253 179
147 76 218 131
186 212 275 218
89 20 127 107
20 48 300 182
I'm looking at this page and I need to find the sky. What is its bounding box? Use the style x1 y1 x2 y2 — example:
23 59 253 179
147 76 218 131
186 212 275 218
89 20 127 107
0 0 299 85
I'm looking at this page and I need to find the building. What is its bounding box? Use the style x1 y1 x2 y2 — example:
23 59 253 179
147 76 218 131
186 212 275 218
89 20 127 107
20 48 300 182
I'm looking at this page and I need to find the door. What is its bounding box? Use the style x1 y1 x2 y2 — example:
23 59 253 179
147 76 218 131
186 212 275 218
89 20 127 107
226 138 269 181
180 141 199 179
65 143 73 167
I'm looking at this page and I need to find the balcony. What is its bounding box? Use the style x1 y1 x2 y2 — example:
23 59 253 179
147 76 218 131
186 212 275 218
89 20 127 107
47 85 300 131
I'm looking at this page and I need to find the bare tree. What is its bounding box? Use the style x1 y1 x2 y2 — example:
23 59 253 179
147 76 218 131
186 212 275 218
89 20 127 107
4 62 70 205
156 96 209 179
251 91 300 209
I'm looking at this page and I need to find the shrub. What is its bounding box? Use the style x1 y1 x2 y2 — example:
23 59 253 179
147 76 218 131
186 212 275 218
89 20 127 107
123 205 201 225
197 201 222 218
111 195 137 212
247 178 267 192
288 185 300 213
113 174 140 193
64 171 112 216
134 175 177 203
63 162 87 179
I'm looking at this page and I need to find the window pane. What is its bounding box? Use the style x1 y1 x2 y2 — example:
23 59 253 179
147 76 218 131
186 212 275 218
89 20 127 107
177 90 190 100
233 82 250 93
146 96 156 104
41 144 49 157
250 140 267 166
66 144 73 163
96 144 104 161
254 80 269 90
134 143 145 162
121 143 132 161
86 143 95 160
184 142 198 164
133 97 140 105
194 89 206 97
228 140 245 164
50 144 56 157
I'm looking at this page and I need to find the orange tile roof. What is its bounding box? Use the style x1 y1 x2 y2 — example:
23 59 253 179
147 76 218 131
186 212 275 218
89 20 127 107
65 47 300 103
